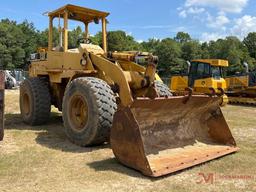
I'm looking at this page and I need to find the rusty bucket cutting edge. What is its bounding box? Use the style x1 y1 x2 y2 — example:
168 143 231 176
110 95 239 177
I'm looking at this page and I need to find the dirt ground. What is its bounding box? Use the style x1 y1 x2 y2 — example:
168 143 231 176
0 89 255 192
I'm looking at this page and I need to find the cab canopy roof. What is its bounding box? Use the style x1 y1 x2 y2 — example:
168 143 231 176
191 59 229 67
48 4 109 23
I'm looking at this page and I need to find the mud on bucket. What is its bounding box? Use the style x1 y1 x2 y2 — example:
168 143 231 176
110 95 239 177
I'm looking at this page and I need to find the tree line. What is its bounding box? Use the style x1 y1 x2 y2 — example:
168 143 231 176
1 19 256 77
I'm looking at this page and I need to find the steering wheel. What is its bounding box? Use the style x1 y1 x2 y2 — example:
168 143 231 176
77 38 92 44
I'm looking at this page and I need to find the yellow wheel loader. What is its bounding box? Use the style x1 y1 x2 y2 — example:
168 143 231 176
225 62 256 105
170 59 229 106
19 4 238 177
0 70 4 140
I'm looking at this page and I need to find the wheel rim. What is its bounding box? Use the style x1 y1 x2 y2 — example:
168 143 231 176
69 94 89 132
23 93 30 116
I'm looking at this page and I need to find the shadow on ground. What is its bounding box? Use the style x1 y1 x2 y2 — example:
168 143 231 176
228 103 256 108
87 157 152 179
5 112 62 131
5 113 109 153
87 157 189 180
5 113 190 179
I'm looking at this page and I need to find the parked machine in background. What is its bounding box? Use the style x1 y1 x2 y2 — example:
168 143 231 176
3 70 27 89
225 62 256 105
9 70 27 86
170 59 229 106
19 4 238 177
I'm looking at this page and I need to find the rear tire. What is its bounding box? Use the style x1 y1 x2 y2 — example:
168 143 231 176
20 77 51 125
155 80 172 97
62 77 117 146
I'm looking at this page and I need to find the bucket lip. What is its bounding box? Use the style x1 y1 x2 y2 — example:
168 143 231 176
149 146 239 177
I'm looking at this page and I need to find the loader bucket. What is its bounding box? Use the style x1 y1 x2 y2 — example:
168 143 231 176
111 95 238 177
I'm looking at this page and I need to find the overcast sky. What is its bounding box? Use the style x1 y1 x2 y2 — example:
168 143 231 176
0 0 255 42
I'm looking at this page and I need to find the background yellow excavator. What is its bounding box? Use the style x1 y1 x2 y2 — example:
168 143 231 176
225 62 256 105
170 59 229 106
19 4 238 177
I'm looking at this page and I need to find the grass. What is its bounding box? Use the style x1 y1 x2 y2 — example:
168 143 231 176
0 90 255 192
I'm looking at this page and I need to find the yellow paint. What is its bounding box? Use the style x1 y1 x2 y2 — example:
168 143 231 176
192 59 228 67
29 4 164 108
169 76 188 91
169 59 228 102
225 76 248 89
193 77 227 94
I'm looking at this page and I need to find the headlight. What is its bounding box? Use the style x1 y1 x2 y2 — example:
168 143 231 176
80 53 87 66
80 59 87 66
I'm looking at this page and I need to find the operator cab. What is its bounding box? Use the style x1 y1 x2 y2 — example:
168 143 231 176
188 59 228 87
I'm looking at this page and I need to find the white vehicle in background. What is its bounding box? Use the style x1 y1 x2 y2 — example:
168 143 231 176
4 70 27 89
4 70 17 89
9 70 27 86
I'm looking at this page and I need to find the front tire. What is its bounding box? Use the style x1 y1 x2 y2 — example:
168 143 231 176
62 77 117 146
